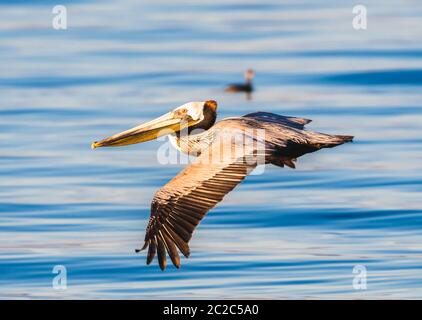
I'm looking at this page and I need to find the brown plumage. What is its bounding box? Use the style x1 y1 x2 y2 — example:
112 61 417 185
92 100 353 270
139 112 352 270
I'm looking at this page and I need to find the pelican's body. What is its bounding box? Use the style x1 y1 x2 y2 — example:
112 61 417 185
92 100 353 270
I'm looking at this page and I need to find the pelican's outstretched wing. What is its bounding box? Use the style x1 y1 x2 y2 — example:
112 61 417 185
244 112 312 129
138 114 353 270
139 129 267 270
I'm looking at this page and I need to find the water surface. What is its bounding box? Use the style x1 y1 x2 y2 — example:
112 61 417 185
1 0 422 299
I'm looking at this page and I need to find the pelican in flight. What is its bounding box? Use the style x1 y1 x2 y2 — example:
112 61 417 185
92 100 353 270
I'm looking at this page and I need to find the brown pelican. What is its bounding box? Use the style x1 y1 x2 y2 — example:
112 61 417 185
92 100 353 270
225 69 255 95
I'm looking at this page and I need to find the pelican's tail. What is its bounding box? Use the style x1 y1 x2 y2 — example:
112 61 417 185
289 131 353 160
335 135 354 143
312 134 354 149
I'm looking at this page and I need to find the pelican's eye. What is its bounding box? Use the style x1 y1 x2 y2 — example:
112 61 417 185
173 108 195 124
174 101 205 122
174 108 188 119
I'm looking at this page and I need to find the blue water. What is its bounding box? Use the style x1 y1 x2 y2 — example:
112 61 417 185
1 0 422 299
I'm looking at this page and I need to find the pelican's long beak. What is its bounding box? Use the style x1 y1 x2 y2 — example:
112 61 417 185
91 111 199 149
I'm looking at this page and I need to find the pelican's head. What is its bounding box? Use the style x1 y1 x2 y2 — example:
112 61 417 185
91 100 217 149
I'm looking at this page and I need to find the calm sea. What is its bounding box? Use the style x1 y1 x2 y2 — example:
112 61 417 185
0 0 422 299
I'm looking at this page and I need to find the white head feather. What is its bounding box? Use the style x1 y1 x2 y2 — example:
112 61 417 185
175 101 205 121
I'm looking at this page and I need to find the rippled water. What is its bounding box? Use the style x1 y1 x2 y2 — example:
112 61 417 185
1 0 422 299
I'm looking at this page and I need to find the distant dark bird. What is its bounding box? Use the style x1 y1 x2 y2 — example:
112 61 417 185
92 100 353 270
225 69 255 94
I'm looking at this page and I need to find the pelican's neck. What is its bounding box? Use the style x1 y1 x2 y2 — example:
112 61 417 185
169 129 215 156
